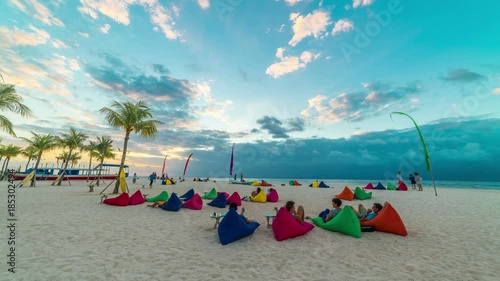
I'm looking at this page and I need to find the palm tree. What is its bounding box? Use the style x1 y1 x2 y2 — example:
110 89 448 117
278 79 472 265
0 83 33 137
83 141 98 182
19 132 57 186
56 151 69 167
94 136 115 188
69 152 81 168
22 146 38 171
0 144 22 180
100 100 163 193
53 127 88 186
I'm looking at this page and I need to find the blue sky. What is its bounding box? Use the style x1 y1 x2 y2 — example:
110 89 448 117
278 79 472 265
1 0 499 181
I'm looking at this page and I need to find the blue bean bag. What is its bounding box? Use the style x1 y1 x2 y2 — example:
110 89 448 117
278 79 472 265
374 182 386 190
208 193 227 208
160 193 182 212
218 209 260 245
179 188 195 201
318 181 330 188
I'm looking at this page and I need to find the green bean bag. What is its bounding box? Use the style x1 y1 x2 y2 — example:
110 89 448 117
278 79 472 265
354 187 372 200
202 188 217 199
387 182 397 190
146 191 169 202
312 207 361 238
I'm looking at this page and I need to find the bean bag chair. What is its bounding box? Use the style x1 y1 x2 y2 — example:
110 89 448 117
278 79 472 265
182 193 203 210
129 190 146 205
387 182 397 190
202 188 217 200
218 191 230 199
260 180 272 186
289 180 294 186
354 187 372 200
165 179 174 185
318 181 329 188
179 189 195 201
364 183 374 190
293 180 302 186
208 193 227 208
160 193 182 212
312 207 361 238
397 182 408 191
336 186 355 201
310 180 319 188
272 207 314 241
251 180 260 186
250 189 267 203
146 191 169 202
226 192 242 206
267 189 279 202
374 182 386 190
361 203 407 236
218 209 260 245
103 192 130 206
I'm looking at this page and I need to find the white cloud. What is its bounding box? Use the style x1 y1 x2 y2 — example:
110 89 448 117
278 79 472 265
197 0 210 9
288 10 332 46
78 0 180 40
344 4 351 10
0 25 50 48
492 88 500 95
100 23 111 33
51 39 70 49
331 19 354 36
353 0 374 9
284 0 304 5
266 48 320 78
9 0 65 26
78 32 90 38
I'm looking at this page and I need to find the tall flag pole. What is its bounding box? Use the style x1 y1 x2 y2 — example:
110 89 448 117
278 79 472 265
390 112 438 196
229 143 234 183
183 153 193 180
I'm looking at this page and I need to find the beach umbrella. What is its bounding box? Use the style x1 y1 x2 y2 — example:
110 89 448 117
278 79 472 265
390 112 437 196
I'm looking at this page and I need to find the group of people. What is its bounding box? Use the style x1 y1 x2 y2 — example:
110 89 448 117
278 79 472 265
397 171 423 191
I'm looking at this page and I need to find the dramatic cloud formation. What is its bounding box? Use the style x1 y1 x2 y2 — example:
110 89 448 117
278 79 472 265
302 82 422 122
441 68 486 82
255 116 306 138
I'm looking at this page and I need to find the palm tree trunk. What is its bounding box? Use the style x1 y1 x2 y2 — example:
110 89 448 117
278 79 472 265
97 158 104 186
87 157 93 182
30 153 43 187
1 157 11 180
0 159 6 180
113 131 130 194
25 158 31 172
55 149 72 186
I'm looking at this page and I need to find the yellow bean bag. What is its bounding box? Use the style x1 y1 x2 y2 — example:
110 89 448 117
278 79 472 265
251 180 260 186
250 189 267 203
312 180 319 188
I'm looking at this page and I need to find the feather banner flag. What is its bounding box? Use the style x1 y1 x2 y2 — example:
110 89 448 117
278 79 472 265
229 143 234 176
390 111 438 196
161 155 167 177
183 153 193 177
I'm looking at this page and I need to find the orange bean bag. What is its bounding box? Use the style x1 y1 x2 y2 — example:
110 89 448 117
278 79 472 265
335 186 355 201
360 203 407 236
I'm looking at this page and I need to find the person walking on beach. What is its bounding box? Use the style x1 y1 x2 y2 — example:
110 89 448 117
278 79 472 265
148 172 155 188
132 173 137 184
415 172 423 191
409 174 416 189
397 171 404 185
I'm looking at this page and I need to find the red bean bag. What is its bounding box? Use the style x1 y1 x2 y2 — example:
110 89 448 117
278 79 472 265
361 203 407 236
226 192 242 206
267 189 279 202
129 190 146 205
397 182 408 191
272 207 314 241
335 186 355 201
103 193 130 206
182 193 203 210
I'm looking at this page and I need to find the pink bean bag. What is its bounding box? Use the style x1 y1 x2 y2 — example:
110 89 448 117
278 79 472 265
182 193 203 210
226 192 242 206
267 189 279 202
103 193 130 206
218 191 230 199
364 183 374 190
129 190 146 205
272 207 314 241
397 182 408 191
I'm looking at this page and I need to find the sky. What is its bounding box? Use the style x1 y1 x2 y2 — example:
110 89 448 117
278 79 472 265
0 0 499 181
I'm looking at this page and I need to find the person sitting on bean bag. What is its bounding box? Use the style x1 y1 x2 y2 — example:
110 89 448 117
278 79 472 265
228 202 252 224
350 202 387 221
318 198 343 223
285 201 306 224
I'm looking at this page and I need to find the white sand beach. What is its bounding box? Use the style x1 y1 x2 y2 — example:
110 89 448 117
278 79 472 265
1 179 499 281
